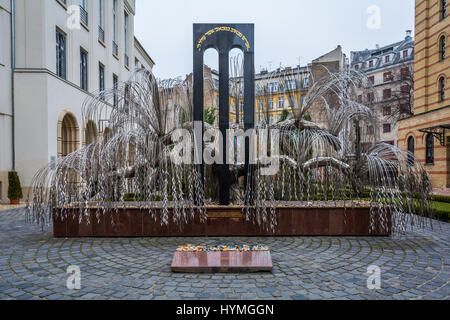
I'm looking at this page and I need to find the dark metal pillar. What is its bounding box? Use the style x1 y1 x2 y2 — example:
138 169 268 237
218 47 230 205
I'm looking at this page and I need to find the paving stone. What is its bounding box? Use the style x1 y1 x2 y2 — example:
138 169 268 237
0 208 448 300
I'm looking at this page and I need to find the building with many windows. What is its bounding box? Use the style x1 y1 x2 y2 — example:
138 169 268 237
0 0 154 202
193 46 344 128
398 0 449 190
351 31 415 147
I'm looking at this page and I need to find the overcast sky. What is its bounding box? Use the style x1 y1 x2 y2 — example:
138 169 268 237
134 0 414 79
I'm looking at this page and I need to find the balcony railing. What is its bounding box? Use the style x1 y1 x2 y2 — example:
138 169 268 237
98 26 105 43
80 6 88 26
113 41 118 56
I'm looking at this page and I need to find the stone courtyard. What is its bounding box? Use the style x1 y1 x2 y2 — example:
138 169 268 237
0 208 448 300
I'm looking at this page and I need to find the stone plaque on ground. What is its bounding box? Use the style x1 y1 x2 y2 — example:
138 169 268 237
171 251 273 273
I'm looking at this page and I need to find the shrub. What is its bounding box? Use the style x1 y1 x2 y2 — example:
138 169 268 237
8 172 23 200
430 195 450 204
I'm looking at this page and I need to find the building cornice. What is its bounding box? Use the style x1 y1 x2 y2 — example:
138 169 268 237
134 37 155 67
14 68 114 107
398 105 450 123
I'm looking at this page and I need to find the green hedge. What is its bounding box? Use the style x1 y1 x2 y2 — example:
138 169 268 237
7 172 23 200
430 202 450 222
430 195 450 204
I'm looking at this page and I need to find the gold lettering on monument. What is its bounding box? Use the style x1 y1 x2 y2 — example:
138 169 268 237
196 27 251 51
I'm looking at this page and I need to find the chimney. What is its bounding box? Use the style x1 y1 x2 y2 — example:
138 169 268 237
375 44 380 49
406 30 412 38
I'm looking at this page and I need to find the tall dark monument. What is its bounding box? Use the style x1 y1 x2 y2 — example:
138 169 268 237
193 24 255 206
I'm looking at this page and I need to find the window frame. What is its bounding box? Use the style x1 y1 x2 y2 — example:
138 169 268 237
56 29 67 79
439 77 446 102
440 35 446 61
80 48 88 91
407 136 415 166
425 133 434 165
99 63 105 99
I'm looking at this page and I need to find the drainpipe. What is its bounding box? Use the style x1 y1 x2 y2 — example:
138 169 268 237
10 0 15 171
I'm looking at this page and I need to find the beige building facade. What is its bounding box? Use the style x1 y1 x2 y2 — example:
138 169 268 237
0 0 154 202
398 0 450 190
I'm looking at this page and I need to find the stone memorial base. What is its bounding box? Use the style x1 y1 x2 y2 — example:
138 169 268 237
53 202 392 237
171 251 273 273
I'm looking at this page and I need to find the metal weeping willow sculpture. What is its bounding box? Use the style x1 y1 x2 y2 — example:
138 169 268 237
26 23 434 236
26 65 433 235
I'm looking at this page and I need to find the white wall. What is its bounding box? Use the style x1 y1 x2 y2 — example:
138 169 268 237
0 0 13 202
11 0 153 193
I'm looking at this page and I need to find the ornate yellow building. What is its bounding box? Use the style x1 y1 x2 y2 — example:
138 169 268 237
398 0 450 189
228 66 310 126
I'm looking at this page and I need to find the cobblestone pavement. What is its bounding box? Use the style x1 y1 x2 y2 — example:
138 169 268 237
0 208 448 300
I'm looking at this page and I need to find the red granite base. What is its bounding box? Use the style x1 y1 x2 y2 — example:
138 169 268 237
171 251 273 273
53 206 391 237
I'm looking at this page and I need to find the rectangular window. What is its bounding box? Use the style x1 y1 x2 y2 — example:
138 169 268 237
80 0 88 26
385 55 390 63
383 124 391 133
268 82 278 93
400 103 410 113
288 95 294 106
369 60 374 68
442 0 447 19
124 11 129 66
56 29 66 79
383 89 392 99
112 0 118 55
279 97 285 108
268 98 273 109
113 74 118 106
383 72 392 82
99 63 105 99
98 0 104 42
383 106 391 116
135 58 140 70
367 92 374 102
286 79 296 90
401 84 410 95
80 49 88 91
403 50 408 58
401 67 409 80
368 76 375 85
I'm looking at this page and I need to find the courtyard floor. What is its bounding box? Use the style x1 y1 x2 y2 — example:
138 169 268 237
0 208 448 300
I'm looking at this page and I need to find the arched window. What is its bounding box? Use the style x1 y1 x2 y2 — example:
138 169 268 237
84 120 98 146
442 0 447 19
426 134 434 164
407 136 415 165
439 77 446 102
103 127 112 144
59 113 79 158
440 36 446 61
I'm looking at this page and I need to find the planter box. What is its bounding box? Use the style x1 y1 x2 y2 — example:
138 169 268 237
53 205 391 237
